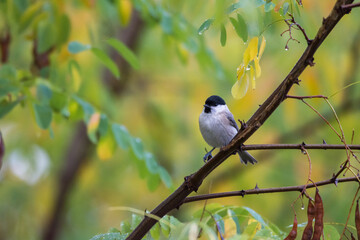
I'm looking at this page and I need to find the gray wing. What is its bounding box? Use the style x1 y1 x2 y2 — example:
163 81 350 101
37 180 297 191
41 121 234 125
226 113 239 131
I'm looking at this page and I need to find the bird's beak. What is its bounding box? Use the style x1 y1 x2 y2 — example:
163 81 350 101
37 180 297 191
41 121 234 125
203 104 210 108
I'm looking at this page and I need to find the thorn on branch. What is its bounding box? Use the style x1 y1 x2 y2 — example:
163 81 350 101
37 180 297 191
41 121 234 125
255 183 259 190
301 142 307 154
184 175 199 192
307 57 315 66
294 78 301 85
240 190 246 197
239 120 247 131
322 139 327 145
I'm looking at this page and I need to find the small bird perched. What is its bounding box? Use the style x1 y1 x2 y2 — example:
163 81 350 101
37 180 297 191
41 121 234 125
199 95 257 164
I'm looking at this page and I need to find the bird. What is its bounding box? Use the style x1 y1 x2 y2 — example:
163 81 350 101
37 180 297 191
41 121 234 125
199 95 257 164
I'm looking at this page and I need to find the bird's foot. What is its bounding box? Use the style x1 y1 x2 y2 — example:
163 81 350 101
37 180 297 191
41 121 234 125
203 150 213 162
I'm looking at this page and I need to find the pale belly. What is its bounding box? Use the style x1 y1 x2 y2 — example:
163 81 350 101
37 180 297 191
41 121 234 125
199 113 237 148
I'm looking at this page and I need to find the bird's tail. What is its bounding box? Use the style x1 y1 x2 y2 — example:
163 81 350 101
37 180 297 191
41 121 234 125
238 151 257 165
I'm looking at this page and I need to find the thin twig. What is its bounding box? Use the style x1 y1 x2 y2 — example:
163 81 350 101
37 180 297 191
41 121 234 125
183 177 358 203
341 2 360 10
286 95 328 100
300 100 342 138
341 186 360 238
281 13 312 50
291 147 313 207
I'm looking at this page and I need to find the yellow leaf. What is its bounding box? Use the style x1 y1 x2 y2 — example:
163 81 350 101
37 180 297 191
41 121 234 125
88 112 101 133
231 75 249 99
117 0 133 26
274 0 285 12
223 217 237 238
258 36 266 59
97 133 116 160
71 65 82 92
248 37 258 62
247 219 261 239
243 46 250 66
175 43 189 64
236 63 245 80
254 57 261 78
250 65 256 89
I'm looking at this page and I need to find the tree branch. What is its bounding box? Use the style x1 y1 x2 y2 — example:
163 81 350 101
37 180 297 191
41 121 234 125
183 177 359 204
242 144 360 151
127 0 354 239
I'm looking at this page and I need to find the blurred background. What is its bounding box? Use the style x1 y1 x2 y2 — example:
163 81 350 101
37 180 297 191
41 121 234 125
0 0 360 239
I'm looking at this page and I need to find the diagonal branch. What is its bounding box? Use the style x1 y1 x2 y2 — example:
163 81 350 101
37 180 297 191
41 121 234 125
127 0 354 239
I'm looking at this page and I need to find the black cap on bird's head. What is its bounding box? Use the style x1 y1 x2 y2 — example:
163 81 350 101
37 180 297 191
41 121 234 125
203 95 226 113
204 95 226 107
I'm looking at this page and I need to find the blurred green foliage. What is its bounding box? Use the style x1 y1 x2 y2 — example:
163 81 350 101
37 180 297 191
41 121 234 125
0 0 360 239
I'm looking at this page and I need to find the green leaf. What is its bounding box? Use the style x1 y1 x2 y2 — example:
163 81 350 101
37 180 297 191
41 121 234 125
226 2 245 14
56 14 71 46
18 1 43 33
160 10 172 34
220 24 227 46
213 214 225 235
131 214 143 229
49 91 68 112
98 114 108 137
111 123 131 149
0 100 20 118
67 41 91 54
323 224 340 240
147 173 161 192
255 0 266 7
120 221 132 234
150 223 161 240
293 0 301 16
72 96 95 122
108 227 120 233
282 2 290 16
243 221 261 236
37 84 52 103
158 166 173 189
144 152 159 174
33 104 53 129
228 209 241 234
0 79 19 99
89 232 125 240
229 15 248 42
236 14 248 42
133 155 148 179
264 2 275 12
0 65 17 81
198 18 214 35
131 137 145 159
243 207 267 227
37 20 55 54
160 215 170 237
91 48 120 79
107 38 140 70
